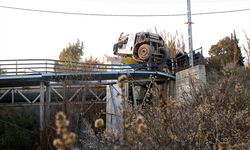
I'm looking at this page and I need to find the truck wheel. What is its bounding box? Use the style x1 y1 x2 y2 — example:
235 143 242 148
137 44 153 61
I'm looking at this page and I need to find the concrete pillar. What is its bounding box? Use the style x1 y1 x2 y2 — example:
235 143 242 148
45 84 51 127
176 65 206 99
106 84 127 144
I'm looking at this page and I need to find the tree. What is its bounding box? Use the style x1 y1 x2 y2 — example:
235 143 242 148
59 39 84 62
83 56 104 72
56 40 103 73
209 36 233 66
55 39 84 72
233 31 244 66
208 31 244 66
84 56 101 64
243 31 250 67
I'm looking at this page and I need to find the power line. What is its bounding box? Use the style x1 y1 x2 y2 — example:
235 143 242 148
192 8 250 15
0 5 249 17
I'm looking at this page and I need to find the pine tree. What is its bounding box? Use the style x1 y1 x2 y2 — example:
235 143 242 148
233 31 244 66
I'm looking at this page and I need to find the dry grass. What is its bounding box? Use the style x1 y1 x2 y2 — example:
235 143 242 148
53 112 77 150
91 67 250 150
52 67 249 150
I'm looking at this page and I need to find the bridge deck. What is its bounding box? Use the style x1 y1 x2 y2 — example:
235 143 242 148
0 71 175 87
0 59 175 88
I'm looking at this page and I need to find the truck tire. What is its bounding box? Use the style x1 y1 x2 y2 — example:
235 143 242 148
137 44 153 61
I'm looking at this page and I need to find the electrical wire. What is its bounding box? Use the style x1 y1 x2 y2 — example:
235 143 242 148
192 8 250 15
0 5 249 17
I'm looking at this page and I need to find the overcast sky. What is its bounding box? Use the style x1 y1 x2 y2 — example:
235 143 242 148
0 0 249 61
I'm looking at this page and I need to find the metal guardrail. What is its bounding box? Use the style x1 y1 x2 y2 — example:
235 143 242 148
175 47 205 71
0 59 172 76
0 51 204 77
0 59 176 88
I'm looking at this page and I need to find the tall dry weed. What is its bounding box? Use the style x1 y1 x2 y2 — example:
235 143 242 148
93 67 250 150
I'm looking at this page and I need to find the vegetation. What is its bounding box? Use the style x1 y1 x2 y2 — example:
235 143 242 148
55 39 84 72
59 39 84 63
84 56 102 64
161 32 185 59
55 39 103 73
48 32 250 149
80 67 249 150
53 112 77 150
208 31 244 67
206 31 246 74
151 29 190 71
243 31 250 67
151 28 185 58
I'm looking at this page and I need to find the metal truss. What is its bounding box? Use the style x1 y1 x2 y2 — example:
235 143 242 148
0 82 106 105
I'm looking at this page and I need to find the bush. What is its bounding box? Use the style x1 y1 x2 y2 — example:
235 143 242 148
90 67 250 149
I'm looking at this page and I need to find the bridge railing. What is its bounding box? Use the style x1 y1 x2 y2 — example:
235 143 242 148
0 59 56 76
175 47 205 72
0 59 170 76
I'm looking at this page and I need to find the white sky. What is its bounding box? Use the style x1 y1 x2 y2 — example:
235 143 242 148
0 0 249 61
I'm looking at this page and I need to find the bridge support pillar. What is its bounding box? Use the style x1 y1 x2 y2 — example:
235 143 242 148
45 84 51 148
106 84 126 144
176 65 206 99
39 81 46 149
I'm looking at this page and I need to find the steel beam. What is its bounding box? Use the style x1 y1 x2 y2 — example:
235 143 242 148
0 101 105 107
39 81 45 149
68 87 82 102
32 94 41 103
16 89 32 103
0 88 11 100
11 89 14 104
51 87 63 100
88 88 102 101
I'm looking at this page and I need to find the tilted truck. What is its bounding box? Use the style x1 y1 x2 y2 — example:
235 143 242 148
113 32 170 65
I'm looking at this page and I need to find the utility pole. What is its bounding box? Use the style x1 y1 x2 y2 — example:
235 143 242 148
187 0 194 67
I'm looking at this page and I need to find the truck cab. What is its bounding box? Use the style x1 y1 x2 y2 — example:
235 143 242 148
113 33 136 56
113 32 167 63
